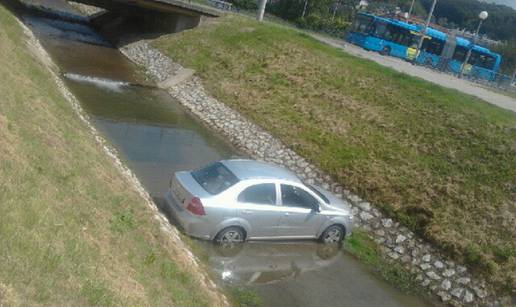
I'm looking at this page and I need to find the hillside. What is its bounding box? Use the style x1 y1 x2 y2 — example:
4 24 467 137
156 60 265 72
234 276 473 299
483 0 516 9
154 14 516 293
0 4 221 306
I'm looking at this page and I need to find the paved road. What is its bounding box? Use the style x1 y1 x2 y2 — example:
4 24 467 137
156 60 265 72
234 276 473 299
312 34 516 113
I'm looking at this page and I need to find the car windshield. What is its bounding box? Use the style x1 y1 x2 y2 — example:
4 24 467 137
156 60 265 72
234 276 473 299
192 162 239 195
308 185 330 204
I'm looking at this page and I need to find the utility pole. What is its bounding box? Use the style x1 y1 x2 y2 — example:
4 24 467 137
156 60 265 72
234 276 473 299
302 0 308 18
257 0 268 22
408 0 416 18
414 0 437 63
332 0 340 20
459 11 488 78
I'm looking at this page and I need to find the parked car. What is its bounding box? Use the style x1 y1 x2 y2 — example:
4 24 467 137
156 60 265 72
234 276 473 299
164 159 354 244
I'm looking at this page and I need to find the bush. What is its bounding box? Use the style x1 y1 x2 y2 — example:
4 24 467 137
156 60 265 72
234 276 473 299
230 0 258 10
295 14 350 37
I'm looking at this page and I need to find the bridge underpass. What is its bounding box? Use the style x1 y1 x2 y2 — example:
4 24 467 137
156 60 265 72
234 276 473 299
67 0 220 43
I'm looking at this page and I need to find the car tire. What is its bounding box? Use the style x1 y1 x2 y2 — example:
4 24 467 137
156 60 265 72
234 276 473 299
380 46 391 56
320 225 345 244
215 226 246 247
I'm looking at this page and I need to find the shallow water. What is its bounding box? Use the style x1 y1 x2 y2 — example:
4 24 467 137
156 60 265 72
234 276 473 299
19 4 435 306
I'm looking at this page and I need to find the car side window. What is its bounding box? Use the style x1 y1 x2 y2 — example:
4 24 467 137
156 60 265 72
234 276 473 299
281 185 319 209
238 183 276 205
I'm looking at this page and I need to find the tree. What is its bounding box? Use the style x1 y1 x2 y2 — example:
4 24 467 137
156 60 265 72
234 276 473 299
493 40 516 74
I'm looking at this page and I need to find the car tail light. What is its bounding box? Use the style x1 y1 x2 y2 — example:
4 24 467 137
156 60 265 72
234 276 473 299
186 197 206 216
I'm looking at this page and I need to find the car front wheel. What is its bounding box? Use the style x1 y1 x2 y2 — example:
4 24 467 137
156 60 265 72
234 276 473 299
320 225 345 244
215 226 245 246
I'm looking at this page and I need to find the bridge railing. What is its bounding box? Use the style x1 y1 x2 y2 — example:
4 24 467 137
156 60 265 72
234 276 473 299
205 0 232 11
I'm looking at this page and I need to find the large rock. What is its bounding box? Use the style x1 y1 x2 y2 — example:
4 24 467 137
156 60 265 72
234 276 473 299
441 279 451 290
426 271 441 280
359 211 374 221
358 201 371 211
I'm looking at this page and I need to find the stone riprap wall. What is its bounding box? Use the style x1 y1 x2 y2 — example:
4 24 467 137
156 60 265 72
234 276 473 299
120 40 502 306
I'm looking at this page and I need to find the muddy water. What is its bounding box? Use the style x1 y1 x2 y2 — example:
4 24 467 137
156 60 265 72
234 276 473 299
18 5 434 307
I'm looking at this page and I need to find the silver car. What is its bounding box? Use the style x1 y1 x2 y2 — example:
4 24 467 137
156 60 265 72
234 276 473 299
164 159 354 244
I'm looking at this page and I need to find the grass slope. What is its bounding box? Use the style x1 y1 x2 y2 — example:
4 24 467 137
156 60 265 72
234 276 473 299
154 14 516 292
0 5 213 306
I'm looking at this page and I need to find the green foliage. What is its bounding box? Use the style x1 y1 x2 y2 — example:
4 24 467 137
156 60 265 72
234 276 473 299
493 40 516 74
268 0 351 37
296 15 350 37
230 0 258 10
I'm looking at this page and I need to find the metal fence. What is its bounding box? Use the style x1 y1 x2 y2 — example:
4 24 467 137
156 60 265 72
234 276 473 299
411 58 515 93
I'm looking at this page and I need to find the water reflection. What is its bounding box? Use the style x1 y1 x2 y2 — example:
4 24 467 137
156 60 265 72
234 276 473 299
207 242 342 286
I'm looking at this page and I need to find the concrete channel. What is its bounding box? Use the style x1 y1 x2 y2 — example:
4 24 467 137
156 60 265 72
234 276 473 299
15 1 435 306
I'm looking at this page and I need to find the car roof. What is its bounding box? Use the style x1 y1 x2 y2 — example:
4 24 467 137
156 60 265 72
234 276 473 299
221 159 302 183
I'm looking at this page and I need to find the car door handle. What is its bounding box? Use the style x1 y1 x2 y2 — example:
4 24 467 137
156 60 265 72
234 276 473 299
241 210 254 214
284 212 290 216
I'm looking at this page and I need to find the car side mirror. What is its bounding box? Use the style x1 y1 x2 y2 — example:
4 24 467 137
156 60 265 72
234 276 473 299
313 204 321 212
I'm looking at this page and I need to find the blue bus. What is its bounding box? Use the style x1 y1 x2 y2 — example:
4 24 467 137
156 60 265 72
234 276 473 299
346 13 502 81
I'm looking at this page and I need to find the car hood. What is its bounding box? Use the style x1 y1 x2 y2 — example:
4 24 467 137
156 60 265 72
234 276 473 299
311 185 351 214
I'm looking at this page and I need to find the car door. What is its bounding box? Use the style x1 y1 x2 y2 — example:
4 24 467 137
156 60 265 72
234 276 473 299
277 184 326 238
236 183 282 239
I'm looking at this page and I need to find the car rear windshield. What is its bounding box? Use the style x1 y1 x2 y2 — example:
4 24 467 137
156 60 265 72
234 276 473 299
308 185 330 204
192 162 239 195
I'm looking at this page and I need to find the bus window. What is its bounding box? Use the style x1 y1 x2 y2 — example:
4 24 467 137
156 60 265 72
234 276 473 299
469 51 495 69
352 15 374 34
393 28 414 46
374 22 413 46
452 46 467 62
375 23 416 47
373 22 388 38
422 38 444 55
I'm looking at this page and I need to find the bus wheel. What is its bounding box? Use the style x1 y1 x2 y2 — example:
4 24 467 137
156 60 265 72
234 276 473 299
380 46 391 56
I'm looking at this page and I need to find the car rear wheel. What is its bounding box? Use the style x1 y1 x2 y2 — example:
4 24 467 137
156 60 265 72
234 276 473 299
320 225 345 244
215 226 245 246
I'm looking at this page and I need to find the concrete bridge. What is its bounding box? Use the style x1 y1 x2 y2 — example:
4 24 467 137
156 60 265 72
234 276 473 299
70 0 219 18
67 0 221 42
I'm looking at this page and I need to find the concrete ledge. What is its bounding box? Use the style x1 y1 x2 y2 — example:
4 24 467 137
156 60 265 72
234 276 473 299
157 68 195 88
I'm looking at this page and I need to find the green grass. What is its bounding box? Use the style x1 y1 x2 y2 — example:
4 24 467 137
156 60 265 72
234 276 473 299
0 4 216 306
229 288 263 307
154 14 516 292
346 231 422 294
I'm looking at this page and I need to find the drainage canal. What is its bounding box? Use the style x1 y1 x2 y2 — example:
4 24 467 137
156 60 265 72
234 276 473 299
16 2 434 306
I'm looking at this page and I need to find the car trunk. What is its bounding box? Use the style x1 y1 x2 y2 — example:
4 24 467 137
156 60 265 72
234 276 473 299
172 171 211 209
